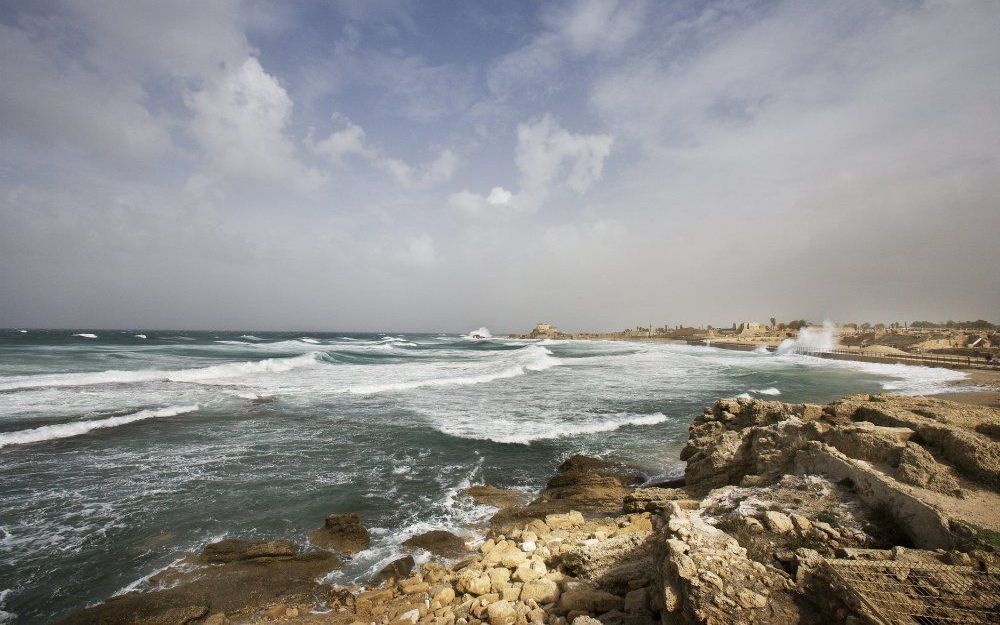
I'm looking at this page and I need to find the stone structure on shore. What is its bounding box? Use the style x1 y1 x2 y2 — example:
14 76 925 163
60 394 999 625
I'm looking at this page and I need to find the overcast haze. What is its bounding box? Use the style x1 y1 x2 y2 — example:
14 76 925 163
1 0 998 332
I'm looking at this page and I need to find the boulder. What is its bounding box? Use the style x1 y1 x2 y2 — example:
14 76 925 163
520 579 559 604
309 512 371 553
762 511 794 534
486 600 517 625
402 530 468 557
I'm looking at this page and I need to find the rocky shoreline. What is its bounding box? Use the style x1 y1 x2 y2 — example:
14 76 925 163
60 394 999 625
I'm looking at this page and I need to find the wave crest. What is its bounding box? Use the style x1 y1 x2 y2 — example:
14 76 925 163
0 405 199 448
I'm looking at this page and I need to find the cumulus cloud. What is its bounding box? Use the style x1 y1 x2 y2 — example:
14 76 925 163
187 57 324 192
311 114 456 188
451 114 612 213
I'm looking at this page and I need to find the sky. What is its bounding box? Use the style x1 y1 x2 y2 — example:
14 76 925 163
1 0 998 332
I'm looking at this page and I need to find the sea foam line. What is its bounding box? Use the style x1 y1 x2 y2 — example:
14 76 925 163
0 405 199 448
340 346 559 395
0 352 323 392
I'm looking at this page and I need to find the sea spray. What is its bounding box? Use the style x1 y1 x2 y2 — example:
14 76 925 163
776 321 838 354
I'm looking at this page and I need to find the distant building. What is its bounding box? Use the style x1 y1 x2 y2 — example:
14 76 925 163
736 322 766 336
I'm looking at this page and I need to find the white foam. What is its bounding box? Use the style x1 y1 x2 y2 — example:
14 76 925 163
239 334 263 340
776 321 837 354
753 345 770 354
72 333 97 339
749 387 781 395
439 411 668 445
0 588 14 624
0 405 199 448
340 345 559 395
17 330 27 333
0 352 325 391
299 337 320 344
134 334 147 339
464 327 492 340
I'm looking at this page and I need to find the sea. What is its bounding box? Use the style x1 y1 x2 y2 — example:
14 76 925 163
0 328 970 622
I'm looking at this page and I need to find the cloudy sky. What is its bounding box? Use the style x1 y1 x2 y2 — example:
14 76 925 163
1 0 997 332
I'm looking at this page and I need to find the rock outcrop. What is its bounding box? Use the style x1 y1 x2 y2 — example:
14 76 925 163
58 394 1000 625
309 512 371 553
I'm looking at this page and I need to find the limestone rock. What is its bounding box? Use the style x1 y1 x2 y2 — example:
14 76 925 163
520 579 559 604
309 512 371 553
557 586 624 615
762 511 794 534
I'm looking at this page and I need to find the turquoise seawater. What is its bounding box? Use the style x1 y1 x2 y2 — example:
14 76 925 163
0 329 968 622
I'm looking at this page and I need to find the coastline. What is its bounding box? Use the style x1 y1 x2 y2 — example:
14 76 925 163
61 392 1000 625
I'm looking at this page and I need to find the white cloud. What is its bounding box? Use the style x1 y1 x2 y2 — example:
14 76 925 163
187 57 324 192
516 114 613 197
311 115 456 188
451 114 612 213
488 0 645 98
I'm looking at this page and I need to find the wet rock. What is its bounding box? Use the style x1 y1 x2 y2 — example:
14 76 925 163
57 546 341 625
309 512 371 553
403 530 469 557
463 485 528 509
199 538 297 563
371 555 416 586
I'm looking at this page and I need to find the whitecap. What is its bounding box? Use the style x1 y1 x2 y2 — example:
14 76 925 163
0 405 199 448
134 334 147 339
463 327 492 340
340 345 559 395
749 387 781 395
72 333 97 339
0 352 325 392
436 411 668 445
239 335 263 341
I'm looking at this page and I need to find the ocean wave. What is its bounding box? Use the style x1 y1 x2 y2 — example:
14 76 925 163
239 335 263 341
0 405 198 448
446 412 668 445
72 333 97 339
134 334 147 339
0 352 325 392
749 387 781 395
339 346 559 395
463 327 492 340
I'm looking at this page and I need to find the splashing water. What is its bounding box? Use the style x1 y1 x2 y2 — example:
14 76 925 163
776 321 838 355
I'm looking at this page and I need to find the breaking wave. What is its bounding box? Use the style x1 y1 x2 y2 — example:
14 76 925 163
776 321 837 354
0 405 199 448
749 387 781 395
442 411 668 445
0 353 325 392
339 345 559 395
463 327 493 340
72 333 97 339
